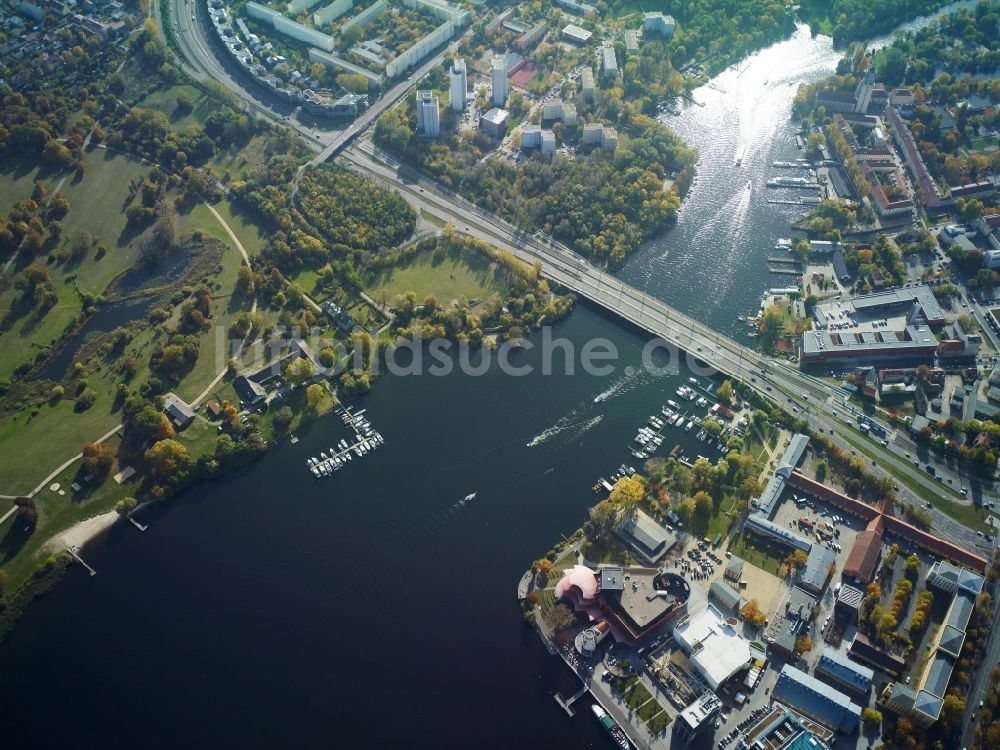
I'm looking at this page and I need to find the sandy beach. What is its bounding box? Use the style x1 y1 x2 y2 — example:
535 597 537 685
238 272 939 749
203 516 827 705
43 511 119 555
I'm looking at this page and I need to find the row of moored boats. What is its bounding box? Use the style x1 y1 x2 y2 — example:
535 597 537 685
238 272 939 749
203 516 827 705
305 407 384 478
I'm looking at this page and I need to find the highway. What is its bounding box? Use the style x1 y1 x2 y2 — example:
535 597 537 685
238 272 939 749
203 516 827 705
165 3 995 551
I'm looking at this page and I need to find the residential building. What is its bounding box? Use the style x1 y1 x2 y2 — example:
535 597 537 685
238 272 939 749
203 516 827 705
309 48 384 89
415 90 440 137
643 11 675 36
624 28 640 53
773 664 861 734
540 129 556 156
885 106 951 211
542 100 577 125
400 0 469 26
580 65 595 100
313 0 353 27
562 23 592 45
163 393 196 429
480 107 509 139
386 21 456 78
516 21 546 50
246 1 337 51
491 54 507 106
341 0 385 30
287 0 323 14
449 58 467 112
601 42 618 78
555 0 596 16
582 122 618 152
815 651 874 699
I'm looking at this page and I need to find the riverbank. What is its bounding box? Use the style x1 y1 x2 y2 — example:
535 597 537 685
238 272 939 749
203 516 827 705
42 511 119 556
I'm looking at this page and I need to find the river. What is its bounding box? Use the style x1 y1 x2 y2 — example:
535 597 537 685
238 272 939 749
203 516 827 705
0 7 968 749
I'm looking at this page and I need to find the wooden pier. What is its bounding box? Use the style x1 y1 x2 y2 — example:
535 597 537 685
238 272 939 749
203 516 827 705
67 545 97 576
555 682 590 717
128 516 148 532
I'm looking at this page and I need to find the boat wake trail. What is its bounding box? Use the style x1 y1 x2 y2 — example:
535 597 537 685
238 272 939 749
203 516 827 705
526 413 605 448
592 366 646 405
450 491 478 512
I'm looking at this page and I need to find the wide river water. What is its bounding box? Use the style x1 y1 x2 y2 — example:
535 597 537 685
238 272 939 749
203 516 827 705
0 10 970 749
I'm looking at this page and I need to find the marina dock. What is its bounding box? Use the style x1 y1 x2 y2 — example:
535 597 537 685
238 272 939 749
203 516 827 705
67 545 96 576
304 406 385 479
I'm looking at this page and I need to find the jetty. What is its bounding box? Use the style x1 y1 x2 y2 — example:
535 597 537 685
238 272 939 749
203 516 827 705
555 682 590 717
67 545 96 576
305 406 385 478
128 516 148 532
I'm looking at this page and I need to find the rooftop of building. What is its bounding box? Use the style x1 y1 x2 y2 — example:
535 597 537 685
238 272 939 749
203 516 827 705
480 107 509 125
673 604 752 690
800 545 836 591
773 664 861 734
816 650 874 691
615 508 675 562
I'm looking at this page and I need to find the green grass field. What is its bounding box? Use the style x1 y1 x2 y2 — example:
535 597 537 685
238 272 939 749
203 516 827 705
366 248 509 307
729 533 784 576
139 83 221 131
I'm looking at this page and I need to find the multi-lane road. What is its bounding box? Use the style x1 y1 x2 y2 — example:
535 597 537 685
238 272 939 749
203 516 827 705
165 4 995 551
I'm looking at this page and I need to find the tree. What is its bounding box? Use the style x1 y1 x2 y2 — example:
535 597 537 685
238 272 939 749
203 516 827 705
336 73 369 94
284 357 316 386
306 383 326 412
940 694 965 727
536 558 554 586
115 497 137 516
741 599 766 626
589 499 618 534
273 405 294 428
740 476 764 500
693 490 713 527
15 497 37 529
144 439 191 480
139 201 176 267
549 603 577 633
861 708 882 726
675 497 695 526
794 634 813 655
716 379 734 404
609 475 645 513
793 549 809 568
80 442 115 477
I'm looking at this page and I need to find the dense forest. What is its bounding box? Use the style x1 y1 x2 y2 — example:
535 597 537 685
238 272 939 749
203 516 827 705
234 157 416 259
797 0 952 44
